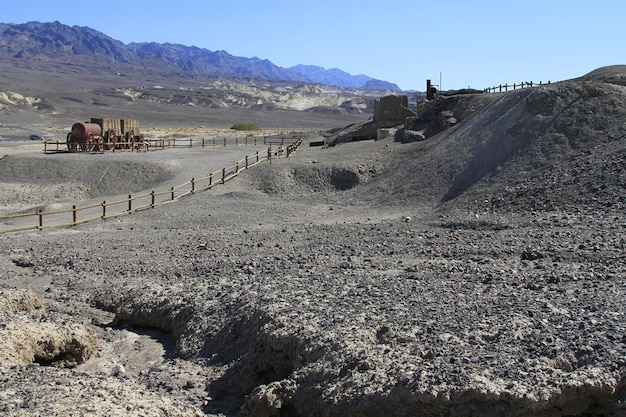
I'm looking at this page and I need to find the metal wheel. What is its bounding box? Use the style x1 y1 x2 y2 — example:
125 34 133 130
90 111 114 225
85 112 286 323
66 132 77 152
105 129 116 150
85 134 95 152
94 137 103 152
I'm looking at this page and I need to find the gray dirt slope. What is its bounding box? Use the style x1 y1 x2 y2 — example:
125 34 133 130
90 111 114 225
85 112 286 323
244 73 626 217
0 66 626 417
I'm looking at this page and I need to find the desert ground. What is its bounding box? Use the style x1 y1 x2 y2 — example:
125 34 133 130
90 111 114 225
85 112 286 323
1 66 626 416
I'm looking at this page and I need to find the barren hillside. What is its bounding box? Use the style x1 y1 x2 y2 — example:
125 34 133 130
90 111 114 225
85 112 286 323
244 68 626 217
0 66 625 417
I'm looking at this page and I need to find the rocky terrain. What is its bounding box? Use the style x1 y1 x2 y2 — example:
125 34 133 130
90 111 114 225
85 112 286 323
0 65 625 416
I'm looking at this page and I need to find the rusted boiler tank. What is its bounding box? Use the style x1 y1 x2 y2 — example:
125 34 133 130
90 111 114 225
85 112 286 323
66 122 103 152
66 118 144 152
72 122 102 138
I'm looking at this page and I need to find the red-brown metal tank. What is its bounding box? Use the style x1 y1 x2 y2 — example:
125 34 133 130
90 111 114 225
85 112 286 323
71 122 102 138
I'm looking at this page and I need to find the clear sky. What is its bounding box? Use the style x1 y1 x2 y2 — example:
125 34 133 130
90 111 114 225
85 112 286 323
2 0 624 91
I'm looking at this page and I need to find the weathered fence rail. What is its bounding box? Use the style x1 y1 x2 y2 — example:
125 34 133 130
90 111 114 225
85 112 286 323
483 81 551 94
1 139 302 234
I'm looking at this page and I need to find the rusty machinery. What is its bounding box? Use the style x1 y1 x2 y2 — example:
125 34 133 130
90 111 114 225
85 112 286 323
66 118 144 152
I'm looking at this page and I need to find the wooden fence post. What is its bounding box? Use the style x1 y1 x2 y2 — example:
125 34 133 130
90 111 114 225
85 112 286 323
222 168 226 184
170 187 175 201
191 178 195 193
128 195 132 213
484 80 546 94
73 205 77 224
38 210 43 229
245 155 249 169
102 201 106 219
151 191 155 208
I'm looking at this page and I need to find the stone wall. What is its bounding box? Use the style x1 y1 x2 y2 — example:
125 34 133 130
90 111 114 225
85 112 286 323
373 95 416 124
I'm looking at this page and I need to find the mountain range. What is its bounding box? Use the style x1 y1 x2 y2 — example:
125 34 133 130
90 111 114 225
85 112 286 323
0 21 401 91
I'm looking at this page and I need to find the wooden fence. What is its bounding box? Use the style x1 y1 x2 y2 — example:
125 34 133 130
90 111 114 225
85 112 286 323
43 132 308 154
0 139 302 234
483 81 551 94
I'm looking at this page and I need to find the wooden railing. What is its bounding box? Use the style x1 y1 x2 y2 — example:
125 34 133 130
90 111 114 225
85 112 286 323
483 81 551 94
1 139 302 234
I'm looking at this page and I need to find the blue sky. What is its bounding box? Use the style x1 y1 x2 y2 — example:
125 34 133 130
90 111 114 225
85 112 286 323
2 0 624 91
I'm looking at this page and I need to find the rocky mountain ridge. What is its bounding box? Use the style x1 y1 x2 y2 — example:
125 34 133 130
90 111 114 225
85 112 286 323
0 21 400 91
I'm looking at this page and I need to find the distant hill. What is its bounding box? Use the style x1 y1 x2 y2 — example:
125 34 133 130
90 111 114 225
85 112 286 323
0 21 401 91
287 64 400 91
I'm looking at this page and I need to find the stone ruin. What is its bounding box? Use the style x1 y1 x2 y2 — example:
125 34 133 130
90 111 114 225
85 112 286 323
373 95 416 125
330 95 417 145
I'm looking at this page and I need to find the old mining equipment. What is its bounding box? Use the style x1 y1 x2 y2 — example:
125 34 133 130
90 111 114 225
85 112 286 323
66 118 144 152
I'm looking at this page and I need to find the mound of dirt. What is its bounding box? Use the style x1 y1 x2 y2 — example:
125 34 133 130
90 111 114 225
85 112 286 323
435 81 626 214
236 78 626 226
577 64 626 85
270 78 626 217
0 154 175 213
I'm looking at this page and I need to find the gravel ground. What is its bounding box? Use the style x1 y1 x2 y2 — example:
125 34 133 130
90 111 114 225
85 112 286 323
1 74 626 416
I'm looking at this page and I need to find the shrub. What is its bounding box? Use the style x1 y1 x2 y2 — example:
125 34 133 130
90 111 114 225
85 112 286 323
230 122 260 131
